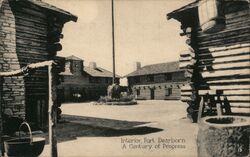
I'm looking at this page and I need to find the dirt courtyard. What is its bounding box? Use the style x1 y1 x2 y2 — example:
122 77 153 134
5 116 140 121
41 100 198 157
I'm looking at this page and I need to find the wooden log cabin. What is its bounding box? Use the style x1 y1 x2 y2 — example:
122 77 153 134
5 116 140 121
167 0 250 121
0 0 77 130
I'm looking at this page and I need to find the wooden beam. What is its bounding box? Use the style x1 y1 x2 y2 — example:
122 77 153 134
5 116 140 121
202 68 250 78
200 53 250 63
207 78 250 85
200 61 250 70
208 84 250 90
48 65 58 157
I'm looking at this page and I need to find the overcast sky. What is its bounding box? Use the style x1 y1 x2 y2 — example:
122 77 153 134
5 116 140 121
44 0 193 78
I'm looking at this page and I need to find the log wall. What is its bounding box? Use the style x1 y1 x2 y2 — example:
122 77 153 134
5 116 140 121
10 3 50 129
0 1 66 129
180 3 250 114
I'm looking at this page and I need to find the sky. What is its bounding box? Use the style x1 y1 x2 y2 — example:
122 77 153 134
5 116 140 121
44 0 193 83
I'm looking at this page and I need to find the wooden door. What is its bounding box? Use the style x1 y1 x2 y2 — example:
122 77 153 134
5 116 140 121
150 89 155 100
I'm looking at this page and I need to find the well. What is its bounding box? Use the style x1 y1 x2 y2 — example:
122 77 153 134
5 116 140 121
197 116 250 157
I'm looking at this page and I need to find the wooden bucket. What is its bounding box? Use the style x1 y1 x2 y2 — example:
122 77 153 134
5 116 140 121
4 122 45 157
198 0 226 33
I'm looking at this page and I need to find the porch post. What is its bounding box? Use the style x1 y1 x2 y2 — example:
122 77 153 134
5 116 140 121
48 64 58 157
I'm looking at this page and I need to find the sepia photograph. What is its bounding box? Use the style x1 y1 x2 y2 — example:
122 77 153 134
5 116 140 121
0 0 249 156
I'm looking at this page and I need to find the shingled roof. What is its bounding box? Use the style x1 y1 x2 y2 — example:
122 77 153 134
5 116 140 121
14 0 78 22
84 66 121 78
125 61 183 77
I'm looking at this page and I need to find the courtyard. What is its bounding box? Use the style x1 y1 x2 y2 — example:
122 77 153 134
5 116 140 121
41 100 198 157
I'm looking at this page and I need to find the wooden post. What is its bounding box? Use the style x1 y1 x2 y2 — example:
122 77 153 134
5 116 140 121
0 77 2 155
111 0 116 84
48 64 58 157
216 103 222 116
197 97 204 123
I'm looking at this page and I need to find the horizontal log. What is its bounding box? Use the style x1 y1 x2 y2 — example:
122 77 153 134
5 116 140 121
16 35 47 43
198 38 250 53
201 61 250 71
199 60 250 71
226 19 250 30
16 19 47 32
202 68 250 78
197 24 250 38
15 15 47 26
200 55 250 66
17 44 47 51
200 52 250 62
201 43 250 52
226 96 250 101
181 96 191 101
207 78 250 85
16 26 47 36
226 14 250 26
198 33 250 48
181 85 194 91
199 31 250 47
225 8 250 20
14 6 47 19
231 108 250 114
195 89 249 95
230 104 250 108
180 49 195 57
205 46 250 58
179 56 194 62
181 90 193 94
208 84 250 90
179 60 196 69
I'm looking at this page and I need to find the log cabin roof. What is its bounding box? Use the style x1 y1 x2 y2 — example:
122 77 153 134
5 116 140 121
125 61 184 77
167 0 199 19
167 0 250 23
84 66 121 78
13 0 78 22
167 0 199 25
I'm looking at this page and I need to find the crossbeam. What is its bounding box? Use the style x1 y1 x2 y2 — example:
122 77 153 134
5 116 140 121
0 60 55 77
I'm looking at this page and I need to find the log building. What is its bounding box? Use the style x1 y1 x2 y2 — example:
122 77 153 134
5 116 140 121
126 61 187 100
167 0 250 120
59 55 120 102
0 0 77 130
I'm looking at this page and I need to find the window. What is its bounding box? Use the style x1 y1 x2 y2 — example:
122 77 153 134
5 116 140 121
165 88 172 96
89 77 100 83
165 74 172 81
146 75 154 82
105 78 109 84
60 76 64 82
135 77 140 83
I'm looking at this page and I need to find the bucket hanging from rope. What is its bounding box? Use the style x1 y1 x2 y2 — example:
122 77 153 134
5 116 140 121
198 0 225 33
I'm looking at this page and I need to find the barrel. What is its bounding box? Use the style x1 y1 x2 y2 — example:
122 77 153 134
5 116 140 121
197 116 250 157
198 0 225 33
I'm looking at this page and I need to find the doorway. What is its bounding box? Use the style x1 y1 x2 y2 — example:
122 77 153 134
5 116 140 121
150 88 155 100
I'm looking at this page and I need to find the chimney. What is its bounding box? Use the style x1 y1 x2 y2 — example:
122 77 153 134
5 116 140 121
89 62 97 69
134 62 141 71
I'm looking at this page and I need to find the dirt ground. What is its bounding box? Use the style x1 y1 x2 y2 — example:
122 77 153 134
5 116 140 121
41 100 198 157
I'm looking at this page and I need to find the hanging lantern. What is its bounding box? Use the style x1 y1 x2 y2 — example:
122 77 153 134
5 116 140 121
198 0 225 33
